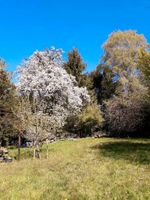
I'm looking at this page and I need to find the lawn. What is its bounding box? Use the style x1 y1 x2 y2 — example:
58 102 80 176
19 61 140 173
0 138 150 200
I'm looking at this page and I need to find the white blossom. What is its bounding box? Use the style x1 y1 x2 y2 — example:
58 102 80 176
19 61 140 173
16 47 90 128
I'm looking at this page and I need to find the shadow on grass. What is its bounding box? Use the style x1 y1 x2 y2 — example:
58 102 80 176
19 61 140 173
92 141 150 165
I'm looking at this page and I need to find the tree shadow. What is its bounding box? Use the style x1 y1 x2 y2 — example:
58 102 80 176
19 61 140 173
92 140 150 165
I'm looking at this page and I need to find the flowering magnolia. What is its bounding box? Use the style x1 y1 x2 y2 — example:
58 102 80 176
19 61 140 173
16 47 90 127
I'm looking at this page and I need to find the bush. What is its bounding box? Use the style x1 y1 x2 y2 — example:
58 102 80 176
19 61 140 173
65 104 104 137
105 95 145 135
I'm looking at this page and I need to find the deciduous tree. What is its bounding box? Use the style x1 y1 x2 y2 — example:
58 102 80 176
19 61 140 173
16 47 90 147
102 30 148 95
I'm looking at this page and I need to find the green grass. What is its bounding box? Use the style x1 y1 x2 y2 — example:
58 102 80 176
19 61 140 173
0 138 150 200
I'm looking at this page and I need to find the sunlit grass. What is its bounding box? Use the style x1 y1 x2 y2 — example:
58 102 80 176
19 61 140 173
0 138 150 200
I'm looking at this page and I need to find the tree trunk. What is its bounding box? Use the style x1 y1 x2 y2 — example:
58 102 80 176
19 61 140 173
38 144 41 159
46 139 49 159
39 150 41 159
18 134 21 161
33 147 36 159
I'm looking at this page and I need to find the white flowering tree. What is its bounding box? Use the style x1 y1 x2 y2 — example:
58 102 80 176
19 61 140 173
16 47 90 157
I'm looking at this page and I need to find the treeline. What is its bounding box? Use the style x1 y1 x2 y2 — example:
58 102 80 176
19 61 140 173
65 30 150 137
0 30 150 153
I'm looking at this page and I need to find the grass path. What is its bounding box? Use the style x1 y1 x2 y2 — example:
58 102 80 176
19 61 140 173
0 138 150 200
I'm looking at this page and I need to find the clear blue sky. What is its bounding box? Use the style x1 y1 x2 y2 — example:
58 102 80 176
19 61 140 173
0 0 150 72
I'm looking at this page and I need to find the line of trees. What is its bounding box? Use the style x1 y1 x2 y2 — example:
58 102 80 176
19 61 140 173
0 30 150 158
64 31 150 137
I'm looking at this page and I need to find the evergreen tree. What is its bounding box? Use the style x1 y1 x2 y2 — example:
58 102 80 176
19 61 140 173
0 59 18 146
90 64 117 104
64 48 87 87
64 49 105 136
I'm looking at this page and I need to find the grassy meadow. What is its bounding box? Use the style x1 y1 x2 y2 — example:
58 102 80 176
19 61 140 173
0 138 150 200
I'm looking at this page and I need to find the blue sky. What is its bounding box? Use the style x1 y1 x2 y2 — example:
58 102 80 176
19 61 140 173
0 0 150 72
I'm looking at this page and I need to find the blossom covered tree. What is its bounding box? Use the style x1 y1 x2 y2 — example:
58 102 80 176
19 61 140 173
16 47 90 148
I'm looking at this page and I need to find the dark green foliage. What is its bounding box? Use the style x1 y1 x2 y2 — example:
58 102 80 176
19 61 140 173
90 64 117 104
0 60 18 145
63 48 104 136
64 48 87 87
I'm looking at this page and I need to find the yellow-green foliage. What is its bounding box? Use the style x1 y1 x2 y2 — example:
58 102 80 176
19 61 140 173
0 138 150 200
76 104 104 135
139 49 150 90
78 104 103 124
102 30 148 95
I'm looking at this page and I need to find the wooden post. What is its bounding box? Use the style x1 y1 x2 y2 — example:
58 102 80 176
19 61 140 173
18 134 21 161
